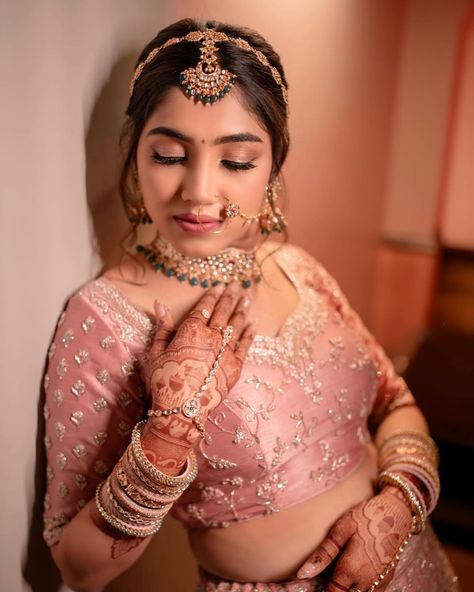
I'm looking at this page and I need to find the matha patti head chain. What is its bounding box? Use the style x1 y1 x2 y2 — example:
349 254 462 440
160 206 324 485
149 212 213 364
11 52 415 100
129 28 289 110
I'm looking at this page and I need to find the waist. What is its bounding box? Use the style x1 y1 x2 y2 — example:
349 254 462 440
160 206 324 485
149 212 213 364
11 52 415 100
187 442 378 583
171 424 370 529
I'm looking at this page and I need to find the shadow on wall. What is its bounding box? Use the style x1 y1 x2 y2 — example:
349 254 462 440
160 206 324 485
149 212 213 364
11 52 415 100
84 53 137 273
22 50 138 592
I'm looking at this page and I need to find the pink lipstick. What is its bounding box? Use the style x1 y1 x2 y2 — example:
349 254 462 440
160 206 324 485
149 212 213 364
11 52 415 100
173 213 221 234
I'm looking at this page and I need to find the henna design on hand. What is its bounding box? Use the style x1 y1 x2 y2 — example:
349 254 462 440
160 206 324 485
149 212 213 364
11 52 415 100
110 536 146 559
139 285 255 470
90 500 148 558
297 486 413 591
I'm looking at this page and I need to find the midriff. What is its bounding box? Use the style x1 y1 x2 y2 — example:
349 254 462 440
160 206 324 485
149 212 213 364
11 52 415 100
187 442 378 583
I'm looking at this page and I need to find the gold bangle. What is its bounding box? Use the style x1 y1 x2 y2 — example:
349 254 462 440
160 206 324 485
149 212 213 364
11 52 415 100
380 455 440 488
378 471 426 534
132 420 199 487
379 443 438 466
95 481 163 537
379 431 439 465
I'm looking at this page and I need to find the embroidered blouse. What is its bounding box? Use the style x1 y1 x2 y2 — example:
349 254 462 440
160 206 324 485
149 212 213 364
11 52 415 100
41 244 415 546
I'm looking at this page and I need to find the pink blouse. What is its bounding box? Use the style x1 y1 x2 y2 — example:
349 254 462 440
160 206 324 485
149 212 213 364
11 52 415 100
42 244 415 546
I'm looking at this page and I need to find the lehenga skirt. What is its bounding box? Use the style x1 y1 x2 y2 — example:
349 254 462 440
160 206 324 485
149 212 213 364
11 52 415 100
196 522 460 592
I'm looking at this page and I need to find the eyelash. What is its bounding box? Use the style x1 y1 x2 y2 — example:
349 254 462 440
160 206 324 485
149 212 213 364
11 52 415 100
151 151 256 172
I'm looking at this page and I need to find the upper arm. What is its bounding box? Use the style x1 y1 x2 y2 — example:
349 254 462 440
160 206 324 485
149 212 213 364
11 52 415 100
42 291 147 548
289 244 417 431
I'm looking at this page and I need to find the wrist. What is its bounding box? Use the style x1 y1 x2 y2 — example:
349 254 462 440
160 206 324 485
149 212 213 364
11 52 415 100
378 471 426 533
141 420 195 476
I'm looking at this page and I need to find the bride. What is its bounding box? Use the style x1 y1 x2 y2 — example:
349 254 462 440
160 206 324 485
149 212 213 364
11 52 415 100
41 18 459 592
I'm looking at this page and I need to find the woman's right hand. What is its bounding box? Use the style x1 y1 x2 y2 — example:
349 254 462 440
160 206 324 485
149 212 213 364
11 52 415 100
140 282 255 459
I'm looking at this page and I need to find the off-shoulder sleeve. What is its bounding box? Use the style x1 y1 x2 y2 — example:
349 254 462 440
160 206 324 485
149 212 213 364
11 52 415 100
42 288 148 547
287 244 417 431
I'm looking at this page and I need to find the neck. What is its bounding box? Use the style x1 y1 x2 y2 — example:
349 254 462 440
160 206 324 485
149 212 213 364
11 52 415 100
136 233 269 289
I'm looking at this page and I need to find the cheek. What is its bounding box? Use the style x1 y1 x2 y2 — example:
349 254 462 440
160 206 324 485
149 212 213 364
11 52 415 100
225 169 269 211
141 168 182 208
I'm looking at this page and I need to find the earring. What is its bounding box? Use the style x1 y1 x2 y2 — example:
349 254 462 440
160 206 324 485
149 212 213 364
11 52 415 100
128 169 152 225
258 177 287 235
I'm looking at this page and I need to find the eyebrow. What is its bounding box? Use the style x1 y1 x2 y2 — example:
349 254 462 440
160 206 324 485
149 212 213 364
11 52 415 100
146 126 262 145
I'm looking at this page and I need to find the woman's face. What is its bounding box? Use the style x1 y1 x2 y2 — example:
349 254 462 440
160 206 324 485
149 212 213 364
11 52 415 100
135 86 273 257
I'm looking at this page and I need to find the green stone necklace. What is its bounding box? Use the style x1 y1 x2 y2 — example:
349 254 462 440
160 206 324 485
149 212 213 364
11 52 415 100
136 234 261 289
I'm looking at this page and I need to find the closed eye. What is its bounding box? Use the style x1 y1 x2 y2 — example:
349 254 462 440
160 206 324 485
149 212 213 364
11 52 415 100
151 151 257 171
221 159 256 171
151 151 186 165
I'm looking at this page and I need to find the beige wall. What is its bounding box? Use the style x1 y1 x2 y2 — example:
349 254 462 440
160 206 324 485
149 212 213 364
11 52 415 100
441 5 474 249
382 0 471 248
1 1 470 591
370 0 472 357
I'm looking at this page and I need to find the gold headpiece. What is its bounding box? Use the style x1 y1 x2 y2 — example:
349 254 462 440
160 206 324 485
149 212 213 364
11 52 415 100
129 29 289 112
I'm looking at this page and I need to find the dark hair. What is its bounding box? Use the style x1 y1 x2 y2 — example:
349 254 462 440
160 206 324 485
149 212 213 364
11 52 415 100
119 18 290 241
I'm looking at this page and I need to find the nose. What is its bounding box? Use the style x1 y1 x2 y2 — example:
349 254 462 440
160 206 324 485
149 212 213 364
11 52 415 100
180 160 216 206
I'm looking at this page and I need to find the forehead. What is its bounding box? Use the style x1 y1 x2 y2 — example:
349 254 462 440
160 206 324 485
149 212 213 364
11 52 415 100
142 86 270 144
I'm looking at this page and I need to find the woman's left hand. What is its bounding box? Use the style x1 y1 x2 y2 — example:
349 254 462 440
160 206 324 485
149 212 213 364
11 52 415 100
296 485 413 592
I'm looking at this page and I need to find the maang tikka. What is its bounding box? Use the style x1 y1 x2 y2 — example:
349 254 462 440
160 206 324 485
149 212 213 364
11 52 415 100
129 29 289 111
179 30 237 104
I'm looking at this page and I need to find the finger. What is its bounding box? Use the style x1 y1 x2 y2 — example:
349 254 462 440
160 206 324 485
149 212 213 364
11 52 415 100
326 577 353 592
234 322 256 364
296 512 356 578
226 295 251 349
326 555 361 592
150 301 175 355
188 284 226 323
209 282 243 329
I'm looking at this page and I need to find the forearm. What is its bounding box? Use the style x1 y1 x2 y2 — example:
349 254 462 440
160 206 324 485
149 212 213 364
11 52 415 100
50 423 197 591
373 404 429 448
50 499 153 592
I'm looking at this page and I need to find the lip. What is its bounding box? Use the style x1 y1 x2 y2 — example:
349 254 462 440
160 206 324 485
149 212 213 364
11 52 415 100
174 213 221 223
173 214 221 234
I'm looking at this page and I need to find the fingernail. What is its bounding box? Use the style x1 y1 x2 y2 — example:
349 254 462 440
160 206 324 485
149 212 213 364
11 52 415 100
155 302 165 318
241 295 250 308
297 564 318 579
213 283 226 294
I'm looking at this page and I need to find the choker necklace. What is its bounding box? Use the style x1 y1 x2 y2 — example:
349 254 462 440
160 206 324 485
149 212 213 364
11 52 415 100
136 235 261 289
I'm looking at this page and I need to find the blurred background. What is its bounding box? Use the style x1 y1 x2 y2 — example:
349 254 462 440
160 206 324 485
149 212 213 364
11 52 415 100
0 0 473 590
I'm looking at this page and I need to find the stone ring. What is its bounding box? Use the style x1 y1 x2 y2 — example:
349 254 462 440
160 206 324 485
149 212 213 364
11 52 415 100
201 309 211 319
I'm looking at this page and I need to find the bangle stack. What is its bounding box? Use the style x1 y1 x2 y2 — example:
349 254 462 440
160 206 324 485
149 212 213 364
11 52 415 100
95 420 198 537
377 430 440 535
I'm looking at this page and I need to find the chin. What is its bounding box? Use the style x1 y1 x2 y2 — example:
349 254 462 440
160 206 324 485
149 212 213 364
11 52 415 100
163 228 258 258
160 231 228 258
